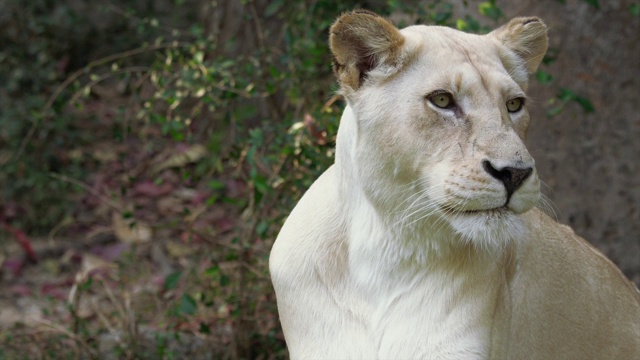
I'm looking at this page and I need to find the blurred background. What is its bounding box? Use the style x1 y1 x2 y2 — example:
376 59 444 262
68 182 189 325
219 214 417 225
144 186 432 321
0 0 638 358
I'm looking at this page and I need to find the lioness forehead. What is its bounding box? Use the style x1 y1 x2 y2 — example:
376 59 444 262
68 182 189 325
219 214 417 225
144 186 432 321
403 25 491 49
400 25 529 88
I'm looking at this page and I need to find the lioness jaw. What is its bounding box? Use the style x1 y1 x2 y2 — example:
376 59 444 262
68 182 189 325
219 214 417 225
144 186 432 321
271 10 640 359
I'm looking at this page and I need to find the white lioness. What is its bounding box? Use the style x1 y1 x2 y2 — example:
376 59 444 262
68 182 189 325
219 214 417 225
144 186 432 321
270 10 640 359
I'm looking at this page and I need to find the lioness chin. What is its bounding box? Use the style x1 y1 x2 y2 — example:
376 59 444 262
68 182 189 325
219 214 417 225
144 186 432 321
270 10 640 359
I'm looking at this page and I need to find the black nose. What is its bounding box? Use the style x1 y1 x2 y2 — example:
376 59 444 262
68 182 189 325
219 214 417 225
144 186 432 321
482 160 533 200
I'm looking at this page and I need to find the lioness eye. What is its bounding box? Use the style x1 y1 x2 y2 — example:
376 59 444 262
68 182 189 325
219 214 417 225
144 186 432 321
428 92 455 109
506 97 525 113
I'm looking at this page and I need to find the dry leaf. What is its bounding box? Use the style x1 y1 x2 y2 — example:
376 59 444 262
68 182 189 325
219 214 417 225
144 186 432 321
68 253 118 305
80 253 117 277
166 241 195 258
0 307 40 330
112 212 152 244
304 112 327 145
150 144 207 174
157 196 183 215
42 258 61 276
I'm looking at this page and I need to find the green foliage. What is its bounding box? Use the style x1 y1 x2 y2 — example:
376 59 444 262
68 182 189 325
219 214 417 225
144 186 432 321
178 294 197 315
0 1 79 231
535 70 554 85
164 271 182 290
478 0 504 22
0 0 171 232
547 88 595 117
582 0 600 9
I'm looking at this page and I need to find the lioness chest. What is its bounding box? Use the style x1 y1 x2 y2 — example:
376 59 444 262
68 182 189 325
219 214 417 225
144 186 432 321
281 215 507 359
315 273 501 359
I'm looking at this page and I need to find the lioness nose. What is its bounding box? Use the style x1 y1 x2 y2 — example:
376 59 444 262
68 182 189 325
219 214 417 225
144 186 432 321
482 160 533 199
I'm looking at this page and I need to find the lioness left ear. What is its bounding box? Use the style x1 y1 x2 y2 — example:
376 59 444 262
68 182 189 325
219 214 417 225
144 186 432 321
489 17 548 75
329 10 405 91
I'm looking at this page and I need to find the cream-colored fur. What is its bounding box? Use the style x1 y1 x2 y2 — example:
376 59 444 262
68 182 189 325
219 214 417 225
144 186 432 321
270 11 640 359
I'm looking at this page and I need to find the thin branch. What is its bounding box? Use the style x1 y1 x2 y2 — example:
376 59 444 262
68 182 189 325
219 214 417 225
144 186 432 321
10 42 189 164
91 298 124 346
49 173 123 212
247 0 285 119
240 261 268 279
105 2 187 36
248 0 266 53
101 279 128 329
46 42 187 113
47 216 74 246
181 226 238 250
33 318 98 358
69 66 150 105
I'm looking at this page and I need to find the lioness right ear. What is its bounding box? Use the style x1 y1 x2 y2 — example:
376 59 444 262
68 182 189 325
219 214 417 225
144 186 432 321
489 17 548 75
329 10 405 92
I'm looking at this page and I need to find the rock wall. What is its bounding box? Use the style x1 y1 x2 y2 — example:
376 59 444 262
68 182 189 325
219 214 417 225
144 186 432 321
501 0 640 283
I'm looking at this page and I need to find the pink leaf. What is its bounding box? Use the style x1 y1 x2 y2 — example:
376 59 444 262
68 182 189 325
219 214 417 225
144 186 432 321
133 180 173 197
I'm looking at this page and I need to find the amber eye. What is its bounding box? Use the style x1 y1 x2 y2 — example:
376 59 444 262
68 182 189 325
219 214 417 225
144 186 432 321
506 97 525 113
428 92 455 109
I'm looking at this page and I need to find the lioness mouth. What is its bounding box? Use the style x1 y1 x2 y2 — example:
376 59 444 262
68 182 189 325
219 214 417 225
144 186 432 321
442 205 510 217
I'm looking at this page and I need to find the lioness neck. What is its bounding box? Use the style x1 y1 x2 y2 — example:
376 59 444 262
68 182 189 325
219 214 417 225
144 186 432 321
335 170 513 358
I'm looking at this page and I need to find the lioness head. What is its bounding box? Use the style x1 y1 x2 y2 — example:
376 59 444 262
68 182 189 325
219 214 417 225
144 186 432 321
330 11 548 250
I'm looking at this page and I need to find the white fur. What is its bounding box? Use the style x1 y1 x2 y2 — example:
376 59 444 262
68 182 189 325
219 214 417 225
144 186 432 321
270 16 640 360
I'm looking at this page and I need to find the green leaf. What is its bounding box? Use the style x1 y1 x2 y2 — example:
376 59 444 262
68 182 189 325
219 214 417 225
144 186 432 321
249 128 264 147
631 4 640 16
581 0 599 9
556 88 594 113
456 19 469 31
193 51 204 64
252 174 270 194
204 266 219 278
535 70 554 85
207 180 225 190
206 195 217 206
432 3 453 24
478 1 503 21
462 15 483 33
256 220 269 238
79 277 93 291
265 0 284 17
220 273 230 287
164 271 182 290
179 294 197 315
387 0 402 12
547 106 565 117
574 96 595 113
557 88 577 102
198 323 211 334
542 48 559 65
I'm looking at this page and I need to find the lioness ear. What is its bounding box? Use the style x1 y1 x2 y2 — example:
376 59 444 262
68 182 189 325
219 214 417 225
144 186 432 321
489 17 548 75
329 10 405 91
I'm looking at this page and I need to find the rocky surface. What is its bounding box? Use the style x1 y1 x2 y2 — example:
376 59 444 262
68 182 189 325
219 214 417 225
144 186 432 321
503 0 640 284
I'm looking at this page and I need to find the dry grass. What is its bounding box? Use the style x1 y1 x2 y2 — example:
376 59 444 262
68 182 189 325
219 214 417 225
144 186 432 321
1 216 286 359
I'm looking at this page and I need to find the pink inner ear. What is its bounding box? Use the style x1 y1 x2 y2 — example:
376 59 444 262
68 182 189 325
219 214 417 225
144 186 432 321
357 54 377 86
